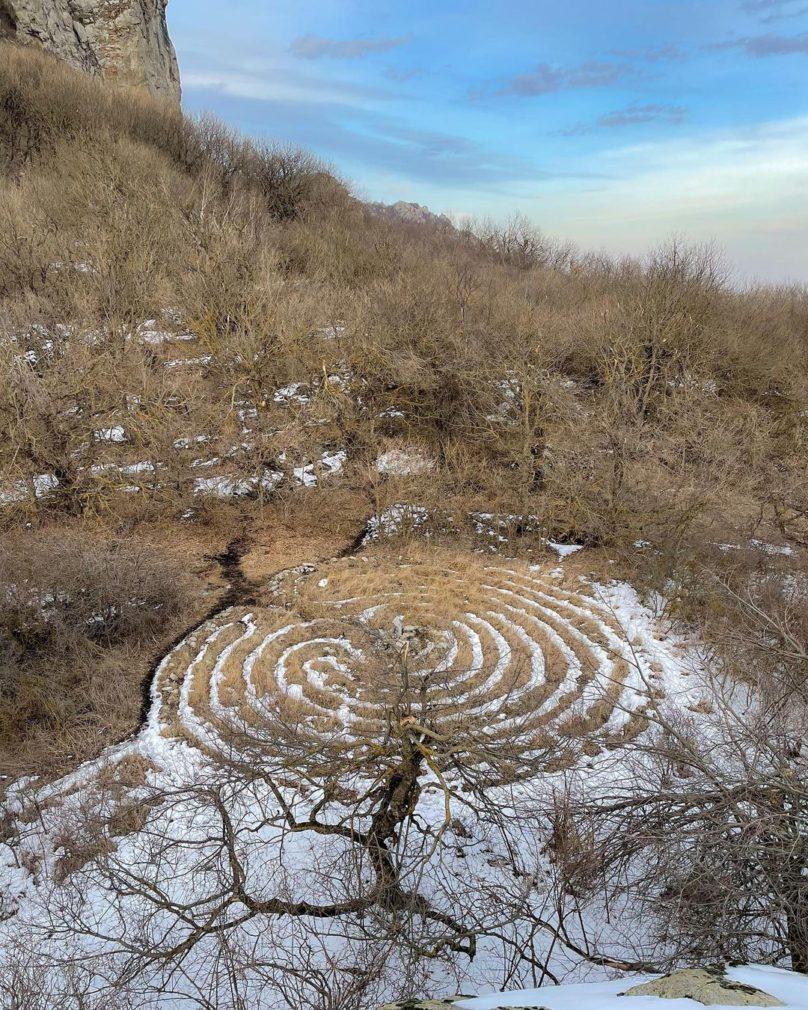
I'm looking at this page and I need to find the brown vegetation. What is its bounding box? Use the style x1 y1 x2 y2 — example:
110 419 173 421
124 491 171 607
0 528 196 777
0 42 805 804
554 579 808 972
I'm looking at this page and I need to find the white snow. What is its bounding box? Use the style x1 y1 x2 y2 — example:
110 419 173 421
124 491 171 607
135 319 196 345
173 434 211 450
749 539 794 557
193 472 275 497
164 355 212 368
292 449 347 487
273 381 310 405
460 966 808 1010
547 541 584 559
93 425 127 443
0 550 781 1010
718 540 796 557
0 472 59 504
90 461 156 477
375 447 436 476
364 503 431 541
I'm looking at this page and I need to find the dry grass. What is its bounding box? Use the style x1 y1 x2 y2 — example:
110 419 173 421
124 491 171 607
156 545 653 777
0 520 236 780
0 42 805 784
1 42 804 555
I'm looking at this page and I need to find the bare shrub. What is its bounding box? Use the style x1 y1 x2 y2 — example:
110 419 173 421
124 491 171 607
472 214 576 272
0 530 191 651
0 531 193 774
30 625 563 1004
557 576 807 972
0 31 805 822
0 40 344 221
1 39 805 555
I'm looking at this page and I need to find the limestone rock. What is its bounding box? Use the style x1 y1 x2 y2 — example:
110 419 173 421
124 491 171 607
624 968 785 1006
0 0 180 101
368 200 453 229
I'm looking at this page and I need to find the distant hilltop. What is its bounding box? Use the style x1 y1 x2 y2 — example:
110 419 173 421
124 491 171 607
368 199 453 229
0 0 180 102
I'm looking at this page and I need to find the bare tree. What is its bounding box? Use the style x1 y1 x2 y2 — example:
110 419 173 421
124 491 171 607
26 624 567 1006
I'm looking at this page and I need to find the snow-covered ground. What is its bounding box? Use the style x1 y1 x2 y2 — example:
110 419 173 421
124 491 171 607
460 966 808 1010
1 316 801 1008
0 547 725 1008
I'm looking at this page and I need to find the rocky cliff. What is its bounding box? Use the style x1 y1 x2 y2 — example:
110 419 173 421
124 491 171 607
368 200 453 229
0 0 180 101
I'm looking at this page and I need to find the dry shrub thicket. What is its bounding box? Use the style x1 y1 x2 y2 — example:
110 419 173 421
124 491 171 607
552 571 808 973
0 41 805 760
0 40 806 1003
0 531 192 776
0 43 804 550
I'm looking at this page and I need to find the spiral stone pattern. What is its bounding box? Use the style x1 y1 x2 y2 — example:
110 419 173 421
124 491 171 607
154 555 662 773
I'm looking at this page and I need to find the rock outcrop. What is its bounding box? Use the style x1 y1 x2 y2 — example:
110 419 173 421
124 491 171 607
624 968 785 1007
0 0 180 101
368 200 453 229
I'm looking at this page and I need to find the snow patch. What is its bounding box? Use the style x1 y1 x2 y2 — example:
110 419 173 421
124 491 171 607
459 966 808 1010
375 448 436 477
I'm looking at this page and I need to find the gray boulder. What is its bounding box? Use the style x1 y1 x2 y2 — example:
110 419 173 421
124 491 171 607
624 968 785 1006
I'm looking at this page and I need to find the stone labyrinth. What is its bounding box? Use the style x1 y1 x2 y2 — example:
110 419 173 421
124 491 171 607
154 551 666 778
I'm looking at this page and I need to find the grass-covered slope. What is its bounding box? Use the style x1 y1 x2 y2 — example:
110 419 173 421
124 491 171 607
0 39 805 806
1 40 805 551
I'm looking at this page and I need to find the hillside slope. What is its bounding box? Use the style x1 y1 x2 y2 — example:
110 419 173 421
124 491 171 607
0 40 805 768
0 47 805 1008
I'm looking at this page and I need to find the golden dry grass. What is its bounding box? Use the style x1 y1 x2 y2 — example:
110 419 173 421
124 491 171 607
156 546 656 777
0 43 804 788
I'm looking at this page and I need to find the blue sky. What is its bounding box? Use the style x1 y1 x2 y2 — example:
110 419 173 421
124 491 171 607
168 0 808 282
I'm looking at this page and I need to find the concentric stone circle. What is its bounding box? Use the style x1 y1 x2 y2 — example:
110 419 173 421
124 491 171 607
154 551 660 775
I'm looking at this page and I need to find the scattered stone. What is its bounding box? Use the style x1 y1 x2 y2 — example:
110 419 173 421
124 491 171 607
266 564 316 599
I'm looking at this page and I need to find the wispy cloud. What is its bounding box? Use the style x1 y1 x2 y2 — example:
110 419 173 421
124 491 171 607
385 67 423 83
741 0 808 22
610 45 687 63
496 60 631 97
182 71 545 189
182 64 396 106
290 34 412 60
711 31 808 54
536 114 808 282
561 102 687 135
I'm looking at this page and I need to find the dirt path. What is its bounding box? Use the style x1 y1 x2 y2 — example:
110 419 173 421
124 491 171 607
138 495 371 726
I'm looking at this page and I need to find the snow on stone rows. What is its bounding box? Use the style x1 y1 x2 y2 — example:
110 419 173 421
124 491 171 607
155 555 671 770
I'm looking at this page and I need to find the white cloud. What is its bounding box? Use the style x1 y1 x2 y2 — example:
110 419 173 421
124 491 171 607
531 114 808 282
290 34 411 59
182 58 808 283
182 68 388 106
